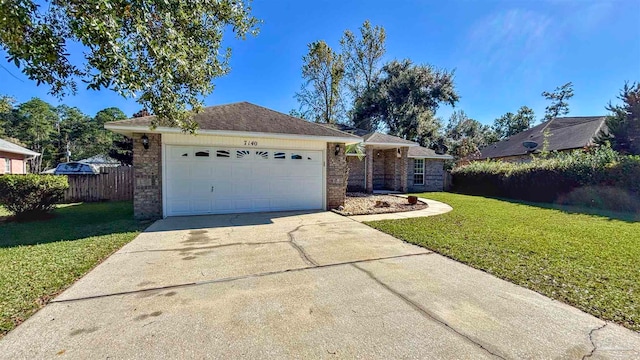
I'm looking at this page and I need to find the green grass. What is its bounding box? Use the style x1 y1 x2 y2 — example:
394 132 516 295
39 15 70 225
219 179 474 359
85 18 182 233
367 193 640 332
0 202 148 337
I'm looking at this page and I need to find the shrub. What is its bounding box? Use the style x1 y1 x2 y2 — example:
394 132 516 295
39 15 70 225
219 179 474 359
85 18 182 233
557 186 640 213
0 175 69 219
451 146 640 206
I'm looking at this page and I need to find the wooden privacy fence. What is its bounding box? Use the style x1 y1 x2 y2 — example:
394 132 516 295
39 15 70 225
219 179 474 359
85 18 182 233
63 166 133 203
443 171 453 191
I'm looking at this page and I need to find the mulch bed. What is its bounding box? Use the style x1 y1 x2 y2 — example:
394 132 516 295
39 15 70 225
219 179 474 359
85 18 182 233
334 193 428 216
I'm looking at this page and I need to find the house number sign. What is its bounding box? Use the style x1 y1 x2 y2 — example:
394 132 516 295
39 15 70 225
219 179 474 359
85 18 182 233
243 140 258 146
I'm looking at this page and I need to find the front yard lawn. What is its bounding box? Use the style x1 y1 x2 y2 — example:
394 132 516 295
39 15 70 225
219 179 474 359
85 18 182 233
0 201 148 338
367 193 640 332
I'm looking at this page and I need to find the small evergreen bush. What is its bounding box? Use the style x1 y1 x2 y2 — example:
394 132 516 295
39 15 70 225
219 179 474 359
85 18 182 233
0 175 69 219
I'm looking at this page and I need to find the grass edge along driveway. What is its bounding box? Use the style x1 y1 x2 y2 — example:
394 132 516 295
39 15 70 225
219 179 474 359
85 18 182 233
0 202 148 338
366 193 639 332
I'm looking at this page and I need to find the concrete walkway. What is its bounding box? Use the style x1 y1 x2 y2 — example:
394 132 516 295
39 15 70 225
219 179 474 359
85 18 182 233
348 196 453 222
1 211 639 359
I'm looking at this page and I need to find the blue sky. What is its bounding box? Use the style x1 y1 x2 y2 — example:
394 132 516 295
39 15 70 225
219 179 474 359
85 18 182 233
1 0 639 125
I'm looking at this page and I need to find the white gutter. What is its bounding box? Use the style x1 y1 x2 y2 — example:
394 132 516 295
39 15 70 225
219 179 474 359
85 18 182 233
409 155 454 160
364 142 419 147
104 124 362 144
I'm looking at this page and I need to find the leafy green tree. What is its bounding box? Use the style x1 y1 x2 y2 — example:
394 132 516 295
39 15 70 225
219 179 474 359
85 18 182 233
0 95 16 136
492 106 536 139
93 107 127 158
542 82 574 121
353 59 459 140
11 98 58 172
0 0 260 131
295 41 345 124
340 20 386 108
596 82 640 155
445 110 498 159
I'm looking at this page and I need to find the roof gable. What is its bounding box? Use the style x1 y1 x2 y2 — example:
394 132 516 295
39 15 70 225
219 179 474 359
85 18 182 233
478 116 607 159
106 102 359 140
362 132 418 145
0 138 40 157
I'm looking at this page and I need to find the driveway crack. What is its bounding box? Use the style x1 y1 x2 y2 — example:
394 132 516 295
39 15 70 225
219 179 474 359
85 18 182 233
351 263 506 360
582 323 607 359
288 223 319 266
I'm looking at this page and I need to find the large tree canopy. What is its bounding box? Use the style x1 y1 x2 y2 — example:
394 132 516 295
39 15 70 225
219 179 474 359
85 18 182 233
444 110 498 159
596 82 640 155
340 20 386 104
492 105 536 139
295 41 345 124
0 0 260 131
353 59 459 141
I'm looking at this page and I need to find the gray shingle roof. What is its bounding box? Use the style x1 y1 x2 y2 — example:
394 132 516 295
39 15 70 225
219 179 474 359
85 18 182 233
408 146 454 159
478 116 607 160
0 138 40 157
106 102 360 140
362 132 418 145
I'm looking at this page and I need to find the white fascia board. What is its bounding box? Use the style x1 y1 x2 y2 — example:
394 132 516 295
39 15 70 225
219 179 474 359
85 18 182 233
409 155 454 160
104 125 362 144
0 148 40 157
364 142 419 147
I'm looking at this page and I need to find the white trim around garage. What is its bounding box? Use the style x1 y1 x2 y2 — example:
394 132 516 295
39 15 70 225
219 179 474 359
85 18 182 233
105 124 361 145
160 141 328 218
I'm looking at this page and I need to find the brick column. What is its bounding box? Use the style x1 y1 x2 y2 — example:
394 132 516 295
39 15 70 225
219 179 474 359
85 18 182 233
365 145 374 193
400 147 409 192
133 133 163 220
326 142 347 209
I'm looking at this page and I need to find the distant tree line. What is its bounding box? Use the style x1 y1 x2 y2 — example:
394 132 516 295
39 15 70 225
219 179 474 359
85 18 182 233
0 96 137 172
292 21 601 160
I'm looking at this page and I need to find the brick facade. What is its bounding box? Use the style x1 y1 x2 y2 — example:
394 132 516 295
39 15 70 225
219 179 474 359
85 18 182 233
347 156 365 192
326 142 348 209
407 158 445 192
133 133 163 220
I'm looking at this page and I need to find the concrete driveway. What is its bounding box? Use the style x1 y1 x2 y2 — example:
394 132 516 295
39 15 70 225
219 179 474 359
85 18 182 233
1 211 639 359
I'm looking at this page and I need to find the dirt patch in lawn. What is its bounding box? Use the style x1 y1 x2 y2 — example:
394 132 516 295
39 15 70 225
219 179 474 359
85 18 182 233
334 193 428 216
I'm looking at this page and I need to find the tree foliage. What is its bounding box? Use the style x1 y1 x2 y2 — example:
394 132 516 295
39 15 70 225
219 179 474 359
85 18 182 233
596 82 640 155
445 110 498 159
542 82 574 121
295 41 345 124
492 106 536 139
340 20 386 104
1 97 131 171
0 0 260 131
353 59 459 141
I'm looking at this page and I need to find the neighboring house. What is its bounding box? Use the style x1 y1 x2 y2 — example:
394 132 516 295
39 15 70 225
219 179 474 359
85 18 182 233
0 138 40 174
476 116 607 162
79 154 121 168
329 125 453 193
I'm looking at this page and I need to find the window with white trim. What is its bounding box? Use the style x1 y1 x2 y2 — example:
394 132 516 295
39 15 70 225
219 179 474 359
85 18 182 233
413 159 424 185
4 158 11 174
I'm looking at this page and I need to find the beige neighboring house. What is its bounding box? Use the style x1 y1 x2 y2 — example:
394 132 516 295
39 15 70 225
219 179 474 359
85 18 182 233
0 138 40 174
476 116 607 162
329 125 454 193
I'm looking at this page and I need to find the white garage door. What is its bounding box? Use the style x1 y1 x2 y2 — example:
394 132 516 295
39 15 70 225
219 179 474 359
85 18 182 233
165 146 324 216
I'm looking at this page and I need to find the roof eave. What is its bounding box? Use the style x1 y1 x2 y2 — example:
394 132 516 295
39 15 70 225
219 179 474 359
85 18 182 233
104 124 362 144
0 148 40 157
409 155 454 160
364 142 419 147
